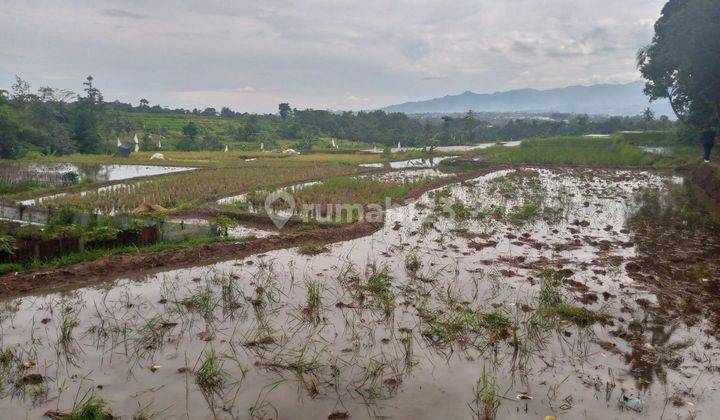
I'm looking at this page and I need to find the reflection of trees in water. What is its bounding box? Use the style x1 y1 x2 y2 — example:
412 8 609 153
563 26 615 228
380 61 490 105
624 312 685 391
76 163 109 181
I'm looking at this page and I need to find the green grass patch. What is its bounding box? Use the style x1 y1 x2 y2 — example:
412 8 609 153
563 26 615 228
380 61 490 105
421 306 514 345
195 349 230 391
297 243 330 256
530 268 610 329
474 136 655 167
544 304 611 327
360 268 396 317
55 395 113 420
0 236 232 275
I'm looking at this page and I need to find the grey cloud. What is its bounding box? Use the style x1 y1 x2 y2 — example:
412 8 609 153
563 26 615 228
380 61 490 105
0 0 667 113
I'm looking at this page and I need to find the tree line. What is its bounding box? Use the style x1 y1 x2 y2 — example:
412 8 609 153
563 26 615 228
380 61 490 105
1 76 677 159
1 76 104 158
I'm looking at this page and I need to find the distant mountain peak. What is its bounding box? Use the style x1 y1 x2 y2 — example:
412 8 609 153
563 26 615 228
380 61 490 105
382 81 671 116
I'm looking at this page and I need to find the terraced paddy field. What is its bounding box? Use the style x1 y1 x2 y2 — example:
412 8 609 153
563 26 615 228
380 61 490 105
2 165 719 419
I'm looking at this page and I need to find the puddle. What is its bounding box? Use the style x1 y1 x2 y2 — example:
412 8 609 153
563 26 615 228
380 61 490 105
640 146 671 156
19 183 138 206
1 168 717 419
359 156 458 169
3 162 194 183
166 218 276 239
434 141 521 152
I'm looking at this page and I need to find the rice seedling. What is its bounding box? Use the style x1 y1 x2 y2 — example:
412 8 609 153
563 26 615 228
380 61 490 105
195 349 230 392
57 303 80 356
133 314 176 357
468 366 501 420
530 268 610 331
421 306 514 347
404 253 422 274
39 163 367 213
45 394 113 420
361 267 396 317
181 288 218 323
304 279 323 321
546 304 611 327
218 273 243 313
248 380 283 419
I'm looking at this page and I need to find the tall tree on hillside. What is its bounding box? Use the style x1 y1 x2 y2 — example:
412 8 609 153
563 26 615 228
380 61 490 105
243 115 260 141
220 106 234 118
278 103 292 119
463 111 476 142
10 76 32 111
638 0 720 126
440 116 453 145
71 76 103 153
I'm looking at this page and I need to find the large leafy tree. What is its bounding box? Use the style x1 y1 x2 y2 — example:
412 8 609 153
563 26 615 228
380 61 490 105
638 0 720 126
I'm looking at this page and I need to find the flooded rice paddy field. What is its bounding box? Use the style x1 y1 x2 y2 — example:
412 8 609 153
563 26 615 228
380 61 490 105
5 162 195 183
2 168 719 419
216 170 453 207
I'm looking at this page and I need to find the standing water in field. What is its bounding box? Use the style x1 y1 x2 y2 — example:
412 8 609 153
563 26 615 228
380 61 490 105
0 162 195 183
0 168 718 419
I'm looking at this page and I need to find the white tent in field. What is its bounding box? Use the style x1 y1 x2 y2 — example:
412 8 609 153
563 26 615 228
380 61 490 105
116 138 122 147
224 145 229 152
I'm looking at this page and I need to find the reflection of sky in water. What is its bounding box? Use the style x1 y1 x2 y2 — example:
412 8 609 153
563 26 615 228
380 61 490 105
434 140 521 152
359 156 458 169
640 146 671 156
24 163 194 181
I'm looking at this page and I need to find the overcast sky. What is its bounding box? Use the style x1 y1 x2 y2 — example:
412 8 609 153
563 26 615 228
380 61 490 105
0 0 665 113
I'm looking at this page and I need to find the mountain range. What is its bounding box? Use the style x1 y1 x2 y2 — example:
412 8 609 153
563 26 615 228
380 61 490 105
381 81 672 117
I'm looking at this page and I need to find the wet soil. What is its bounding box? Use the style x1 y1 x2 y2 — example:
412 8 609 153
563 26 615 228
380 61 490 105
2 167 720 419
690 163 720 212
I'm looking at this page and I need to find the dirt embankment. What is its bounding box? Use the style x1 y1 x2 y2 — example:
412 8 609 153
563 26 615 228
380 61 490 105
690 164 720 213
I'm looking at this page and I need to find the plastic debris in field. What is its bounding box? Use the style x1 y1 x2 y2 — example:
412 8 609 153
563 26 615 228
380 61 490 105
620 395 644 412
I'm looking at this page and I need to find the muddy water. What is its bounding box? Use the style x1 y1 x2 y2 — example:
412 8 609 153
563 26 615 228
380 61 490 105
1 168 718 419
